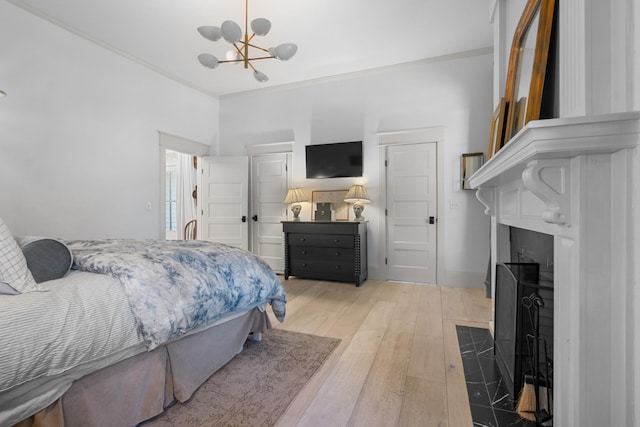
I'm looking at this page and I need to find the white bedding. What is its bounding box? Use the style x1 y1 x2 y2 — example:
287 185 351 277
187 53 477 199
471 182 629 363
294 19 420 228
0 270 145 425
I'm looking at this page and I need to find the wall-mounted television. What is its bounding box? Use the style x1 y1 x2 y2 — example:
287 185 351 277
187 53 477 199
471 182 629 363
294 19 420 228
305 141 363 179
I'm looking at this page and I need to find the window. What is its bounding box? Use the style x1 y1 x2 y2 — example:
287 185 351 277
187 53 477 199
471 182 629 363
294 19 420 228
165 150 178 233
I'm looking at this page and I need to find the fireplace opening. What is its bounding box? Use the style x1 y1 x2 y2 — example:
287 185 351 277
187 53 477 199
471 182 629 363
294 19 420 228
494 227 554 421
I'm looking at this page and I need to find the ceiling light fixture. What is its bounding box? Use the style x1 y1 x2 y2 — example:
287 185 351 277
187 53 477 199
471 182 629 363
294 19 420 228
197 0 297 83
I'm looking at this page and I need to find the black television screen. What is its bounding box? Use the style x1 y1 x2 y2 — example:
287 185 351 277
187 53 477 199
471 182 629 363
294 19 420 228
305 141 363 178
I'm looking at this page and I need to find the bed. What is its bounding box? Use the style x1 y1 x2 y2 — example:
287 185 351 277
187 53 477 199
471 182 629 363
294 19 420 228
0 220 287 427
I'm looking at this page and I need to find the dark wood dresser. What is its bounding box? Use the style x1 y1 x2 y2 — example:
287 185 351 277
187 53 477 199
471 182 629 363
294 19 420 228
282 221 368 286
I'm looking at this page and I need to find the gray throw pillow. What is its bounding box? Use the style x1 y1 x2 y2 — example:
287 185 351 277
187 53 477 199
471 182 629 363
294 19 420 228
16 237 73 283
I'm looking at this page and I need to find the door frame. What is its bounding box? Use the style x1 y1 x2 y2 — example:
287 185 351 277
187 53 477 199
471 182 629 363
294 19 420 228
159 131 210 239
377 127 445 285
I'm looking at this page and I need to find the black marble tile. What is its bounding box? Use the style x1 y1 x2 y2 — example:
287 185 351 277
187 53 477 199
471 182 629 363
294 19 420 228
478 353 503 383
456 325 474 346
469 404 498 427
470 327 493 350
456 325 547 427
461 349 485 383
487 376 517 411
466 380 492 407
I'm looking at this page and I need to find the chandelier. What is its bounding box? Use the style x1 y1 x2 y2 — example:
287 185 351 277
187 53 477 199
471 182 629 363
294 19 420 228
197 0 297 83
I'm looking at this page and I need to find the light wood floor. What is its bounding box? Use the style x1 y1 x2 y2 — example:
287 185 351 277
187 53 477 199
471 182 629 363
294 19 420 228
267 278 492 427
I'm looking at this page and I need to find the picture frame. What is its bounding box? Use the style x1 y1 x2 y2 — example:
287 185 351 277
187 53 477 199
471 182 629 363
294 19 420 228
461 153 485 190
502 0 556 145
487 97 509 159
311 190 349 221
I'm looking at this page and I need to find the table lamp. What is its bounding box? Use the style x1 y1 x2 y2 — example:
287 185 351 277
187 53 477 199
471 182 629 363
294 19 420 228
344 185 370 221
284 188 308 221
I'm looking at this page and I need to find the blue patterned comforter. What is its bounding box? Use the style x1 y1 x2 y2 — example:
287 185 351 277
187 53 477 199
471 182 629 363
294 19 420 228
65 239 286 349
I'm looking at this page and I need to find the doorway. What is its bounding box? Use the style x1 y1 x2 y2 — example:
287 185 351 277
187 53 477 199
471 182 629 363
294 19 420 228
164 149 198 240
159 132 210 240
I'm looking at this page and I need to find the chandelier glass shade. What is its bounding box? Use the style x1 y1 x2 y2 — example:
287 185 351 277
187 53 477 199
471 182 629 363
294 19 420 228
197 0 297 83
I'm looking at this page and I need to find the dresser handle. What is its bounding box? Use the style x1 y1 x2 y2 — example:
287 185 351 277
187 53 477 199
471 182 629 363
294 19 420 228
301 250 307 255
334 239 339 243
302 263 307 267
300 238 306 242
335 252 340 256
335 266 341 270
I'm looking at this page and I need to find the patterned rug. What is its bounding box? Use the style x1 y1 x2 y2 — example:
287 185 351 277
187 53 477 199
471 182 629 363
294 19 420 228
141 329 340 427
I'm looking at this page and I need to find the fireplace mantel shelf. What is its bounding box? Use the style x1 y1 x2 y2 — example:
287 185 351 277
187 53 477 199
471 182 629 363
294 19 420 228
469 111 640 190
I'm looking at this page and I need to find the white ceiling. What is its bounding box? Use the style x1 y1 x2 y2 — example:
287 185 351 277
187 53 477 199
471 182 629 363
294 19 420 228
8 0 495 97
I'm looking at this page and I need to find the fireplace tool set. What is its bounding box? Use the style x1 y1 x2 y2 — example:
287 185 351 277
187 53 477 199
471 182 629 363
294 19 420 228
517 292 553 426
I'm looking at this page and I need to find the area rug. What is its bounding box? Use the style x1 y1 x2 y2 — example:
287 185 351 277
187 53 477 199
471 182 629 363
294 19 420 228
142 329 340 427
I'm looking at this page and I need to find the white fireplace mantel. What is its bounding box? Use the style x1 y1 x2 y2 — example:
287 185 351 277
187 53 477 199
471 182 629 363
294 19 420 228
469 111 640 190
470 112 640 427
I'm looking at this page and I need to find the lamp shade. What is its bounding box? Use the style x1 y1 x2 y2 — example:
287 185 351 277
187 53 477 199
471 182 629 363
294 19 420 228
253 70 269 82
344 185 370 203
284 188 308 204
221 20 242 43
197 26 222 41
198 53 219 69
226 50 241 62
274 43 297 61
250 18 271 36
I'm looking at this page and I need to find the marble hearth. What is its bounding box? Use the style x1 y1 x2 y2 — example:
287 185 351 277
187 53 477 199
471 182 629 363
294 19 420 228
469 112 640 427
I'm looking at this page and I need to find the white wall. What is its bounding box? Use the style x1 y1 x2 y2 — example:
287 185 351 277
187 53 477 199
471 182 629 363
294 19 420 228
218 52 493 285
0 2 219 239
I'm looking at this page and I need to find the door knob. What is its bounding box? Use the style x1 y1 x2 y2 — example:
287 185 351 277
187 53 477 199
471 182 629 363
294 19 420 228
429 216 436 224
252 215 258 221
241 215 247 222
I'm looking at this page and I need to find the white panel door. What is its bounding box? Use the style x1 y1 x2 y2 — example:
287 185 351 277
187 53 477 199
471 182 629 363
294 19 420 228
386 143 437 284
250 153 289 273
198 156 249 250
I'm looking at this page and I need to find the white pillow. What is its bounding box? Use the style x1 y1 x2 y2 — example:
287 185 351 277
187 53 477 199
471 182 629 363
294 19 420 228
0 217 47 293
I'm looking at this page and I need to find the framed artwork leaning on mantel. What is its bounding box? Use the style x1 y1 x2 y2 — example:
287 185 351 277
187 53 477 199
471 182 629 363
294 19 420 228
496 0 556 155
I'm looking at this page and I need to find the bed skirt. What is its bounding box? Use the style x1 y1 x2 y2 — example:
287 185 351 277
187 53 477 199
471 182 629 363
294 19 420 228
12 308 271 427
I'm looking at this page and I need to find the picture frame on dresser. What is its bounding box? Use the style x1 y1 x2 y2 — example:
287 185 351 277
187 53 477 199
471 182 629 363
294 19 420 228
311 189 349 221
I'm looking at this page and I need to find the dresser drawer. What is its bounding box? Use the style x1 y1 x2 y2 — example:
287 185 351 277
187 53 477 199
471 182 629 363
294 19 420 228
289 246 355 262
290 259 355 281
287 233 354 249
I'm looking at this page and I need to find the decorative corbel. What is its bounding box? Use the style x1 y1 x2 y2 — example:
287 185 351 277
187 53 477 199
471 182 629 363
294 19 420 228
475 187 496 216
521 159 571 225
